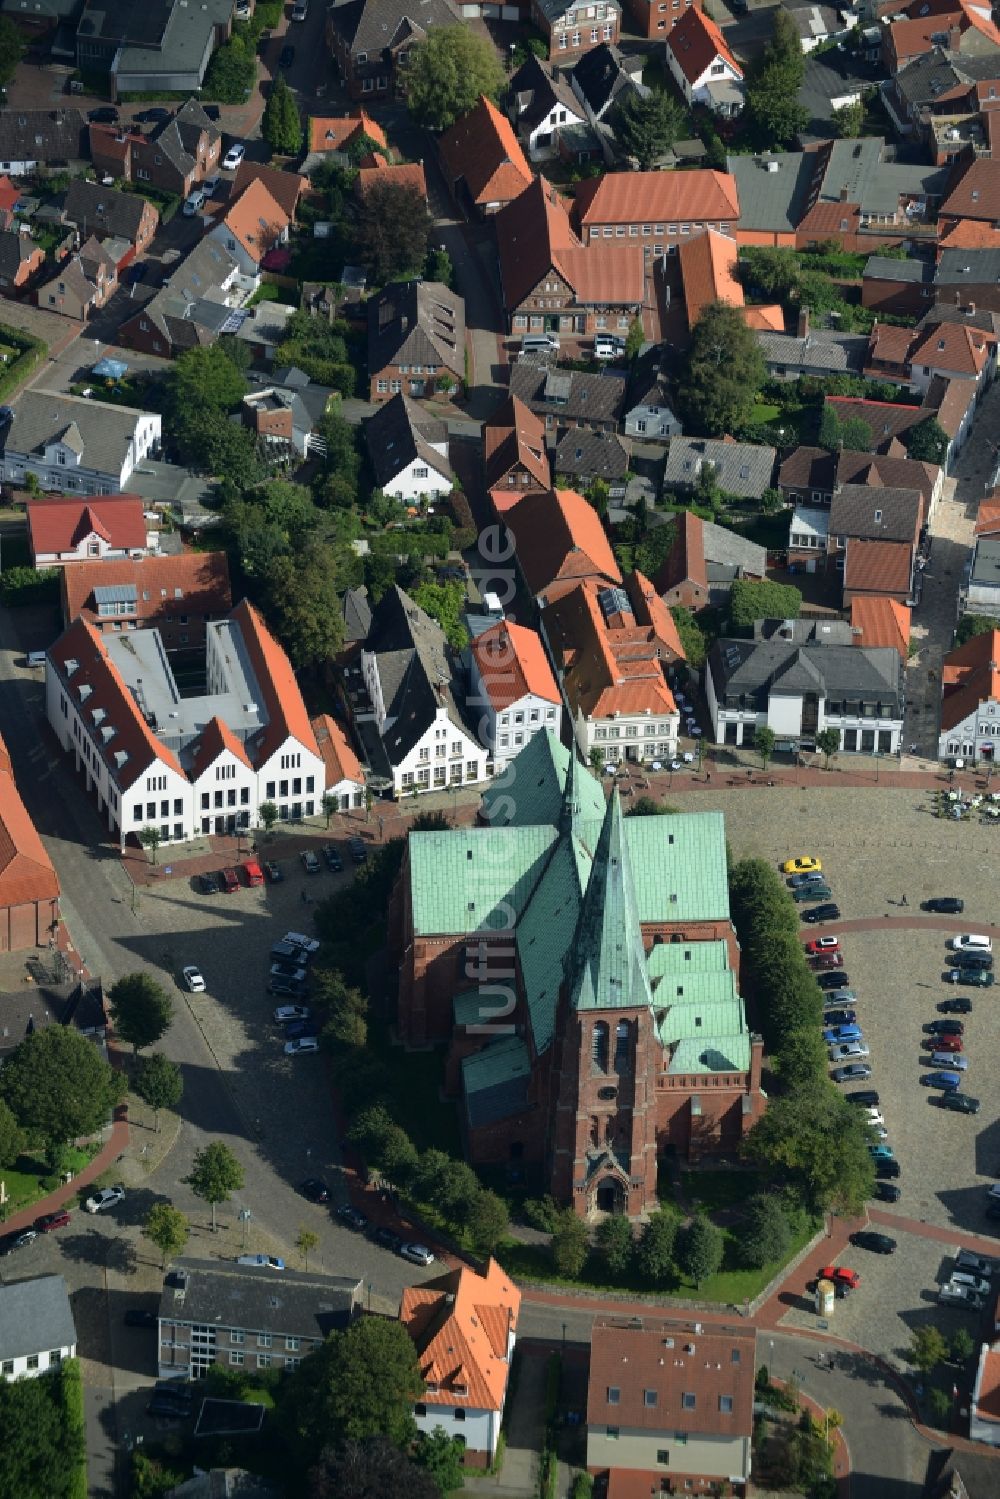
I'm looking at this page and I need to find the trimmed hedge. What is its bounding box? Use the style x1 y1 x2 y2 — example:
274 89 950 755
0 325 46 404
60 1359 88 1499
0 565 59 608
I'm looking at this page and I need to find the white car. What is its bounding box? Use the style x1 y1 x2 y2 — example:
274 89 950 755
202 174 220 197
828 1041 870 1063
183 965 206 993
951 1270 991 1295
284 1036 319 1055
865 1108 885 1127
283 931 320 954
223 142 245 171
399 1242 435 1266
84 1185 126 1214
949 934 992 953
237 1254 285 1270
938 1282 984 1308
274 1004 312 1024
182 188 206 216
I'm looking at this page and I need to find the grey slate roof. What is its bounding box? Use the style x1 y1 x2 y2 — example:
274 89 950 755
0 1275 76 1362
828 482 922 543
159 1259 360 1338
864 255 935 286
0 108 86 165
367 279 465 380
969 534 1000 588
327 0 461 57
554 428 630 480
4 390 156 477
115 0 232 80
701 518 767 578
342 585 372 643
363 584 479 763
625 349 674 412
665 438 776 500
892 45 1000 109
726 151 815 234
149 98 220 179
814 138 949 215
509 53 583 134
756 329 868 375
0 229 41 280
918 303 1000 335
509 360 627 426
937 247 1000 285
754 616 855 645
63 179 152 243
364 392 452 488
571 42 641 118
708 634 903 711
134 236 240 349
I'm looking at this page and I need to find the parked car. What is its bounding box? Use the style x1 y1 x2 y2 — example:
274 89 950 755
183 187 207 216
337 1205 368 1231
268 975 309 998
348 837 368 864
794 884 833 903
323 844 343 872
782 856 822 874
399 1242 435 1266
300 850 321 874
829 1041 869 1063
182 965 206 993
220 867 239 893
823 1024 862 1044
925 1035 963 1054
821 1009 857 1028
237 1254 285 1270
956 1249 996 1278
279 43 295 66
873 1181 901 1203
789 869 828 887
951 1270 991 1295
271 962 308 982
813 953 844 971
850 1231 896 1254
202 174 220 197
864 1108 885 1127
937 1091 981 1114
930 1051 968 1068
846 1089 879 1106
134 106 170 123
950 934 992 954
299 1177 331 1203
0 1228 36 1253
804 903 841 924
818 1265 860 1289
922 897 964 913
822 990 858 1006
938 1282 984 1308
283 931 320 955
84 1185 125 1214
36 1210 71 1232
921 1070 962 1091
806 936 840 955
264 860 283 883
818 971 852 990
197 871 221 894
284 1036 320 1055
946 968 995 987
223 141 246 171
868 1144 894 1162
924 1019 964 1035
831 1063 872 1082
124 1307 157 1328
274 1004 312 1024
285 1019 320 1040
373 1225 403 1251
271 941 309 965
939 997 973 1014
88 106 120 123
875 1159 901 1179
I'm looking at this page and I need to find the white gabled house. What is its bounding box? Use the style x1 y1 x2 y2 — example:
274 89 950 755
1 391 161 496
364 393 453 504
938 628 1000 763
468 619 562 772
665 7 745 116
0 1276 77 1381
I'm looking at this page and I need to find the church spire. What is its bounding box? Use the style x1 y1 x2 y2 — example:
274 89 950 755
559 745 585 835
564 790 652 1014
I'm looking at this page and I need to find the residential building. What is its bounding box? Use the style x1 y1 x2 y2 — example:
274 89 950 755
116 237 243 358
587 1318 754 1494
439 96 533 217
0 1276 76 1380
311 712 365 811
508 359 628 436
63 178 158 255
325 0 462 101
363 393 453 503
960 495 1000 617
468 619 562 771
241 384 313 458
28 491 152 570
232 302 296 366
156 1258 361 1381
495 177 645 341
232 160 306 224
0 976 107 1058
209 178 291 291
0 732 60 952
884 46 1000 139
46 599 333 847
970 1343 1000 1446
59 551 232 643
706 617 906 752
778 444 943 518
0 109 87 176
622 352 682 441
355 157 428 199
757 322 869 381
882 0 1000 76
392 730 764 1203
352 585 489 797
850 596 911 661
37 237 118 320
665 6 744 116
677 227 742 327
75 0 234 99
367 279 465 401
574 169 740 255
554 429 630 492
820 393 935 455
569 41 645 122
664 437 776 503
656 510 766 611
828 482 924 603
90 99 221 200
935 247 1000 315
862 254 936 317
540 572 683 764
0 228 44 291
305 110 388 161
530 0 621 61
505 483 621 604
939 155 1000 230
939 628 1000 760
401 1260 521 1467
484 394 551 514
507 54 589 162
865 318 997 394
2 394 161 498
622 0 700 39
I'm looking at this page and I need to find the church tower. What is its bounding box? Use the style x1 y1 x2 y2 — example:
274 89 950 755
547 790 660 1218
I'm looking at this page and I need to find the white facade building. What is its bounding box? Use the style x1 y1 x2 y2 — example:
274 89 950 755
0 1276 77 1381
665 9 745 116
468 619 562 771
0 391 161 496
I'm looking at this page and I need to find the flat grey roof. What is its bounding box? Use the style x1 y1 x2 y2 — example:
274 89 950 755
159 1258 361 1339
972 535 1000 588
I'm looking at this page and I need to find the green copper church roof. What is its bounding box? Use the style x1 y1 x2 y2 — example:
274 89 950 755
516 830 592 1055
462 1035 532 1127
647 940 732 979
480 729 605 829
566 791 653 1015
409 824 557 934
669 1034 752 1074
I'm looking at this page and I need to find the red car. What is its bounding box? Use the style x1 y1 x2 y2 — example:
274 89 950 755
805 936 840 955
926 1035 963 1053
36 1209 71 1232
812 952 844 971
818 1265 860 1289
220 867 240 893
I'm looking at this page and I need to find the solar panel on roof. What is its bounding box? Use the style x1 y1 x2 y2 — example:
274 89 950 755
598 585 631 620
219 310 250 335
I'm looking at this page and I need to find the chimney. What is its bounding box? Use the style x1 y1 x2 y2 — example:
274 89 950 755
840 185 849 202
968 301 976 316
948 25 961 49
797 306 809 338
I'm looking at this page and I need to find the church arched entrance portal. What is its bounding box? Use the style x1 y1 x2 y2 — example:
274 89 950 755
594 1177 625 1215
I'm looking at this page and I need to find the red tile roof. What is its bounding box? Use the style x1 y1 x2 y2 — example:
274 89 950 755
61 551 232 630
975 495 1000 535
844 538 914 596
574 169 740 231
940 156 1000 223
849 595 911 659
866 321 915 370
743 303 784 331
0 730 60 910
230 599 320 764
506 486 621 598
27 493 146 560
484 394 551 497
308 111 387 154
656 509 708 594
401 1259 521 1415
555 244 645 306
587 1318 755 1435
544 578 680 721
938 219 1000 251
0 176 20 215
355 160 427 198
678 228 743 326
941 627 1000 731
470 619 560 711
233 161 306 221
189 715 253 779
221 178 290 263
495 177 645 311
627 570 686 662
438 95 532 208
667 5 743 87
910 319 996 376
310 712 364 789
975 1347 1000 1423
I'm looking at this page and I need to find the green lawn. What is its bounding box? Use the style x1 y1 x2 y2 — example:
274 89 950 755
0 1146 97 1220
681 1167 764 1212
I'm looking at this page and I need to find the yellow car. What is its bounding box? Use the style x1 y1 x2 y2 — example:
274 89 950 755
782 856 822 874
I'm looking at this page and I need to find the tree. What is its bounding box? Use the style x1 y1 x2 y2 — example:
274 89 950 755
322 792 339 828
144 1202 189 1268
635 1210 678 1286
728 579 802 631
0 1365 86 1499
596 1214 634 1276
551 1210 589 1278
832 99 864 138
134 1052 183 1131
0 1026 125 1147
738 1194 791 1268
679 301 766 436
818 404 872 455
928 1387 952 1426
908 1325 948 1374
744 1088 875 1215
166 344 248 421
0 1096 24 1168
615 88 684 169
629 796 673 817
413 580 468 650
258 800 278 837
905 416 949 466
414 1427 467 1493
956 613 998 646
467 1189 510 1254
425 246 454 287
670 605 706 668
815 727 840 771
754 725 776 770
951 1327 975 1364
203 31 256 104
109 973 174 1055
746 8 808 149
0 16 24 85
309 1439 439 1499
138 825 162 866
263 544 345 668
262 71 302 155
676 1216 724 1288
359 181 430 282
296 1227 320 1269
588 746 605 773
405 27 505 131
184 1141 244 1231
